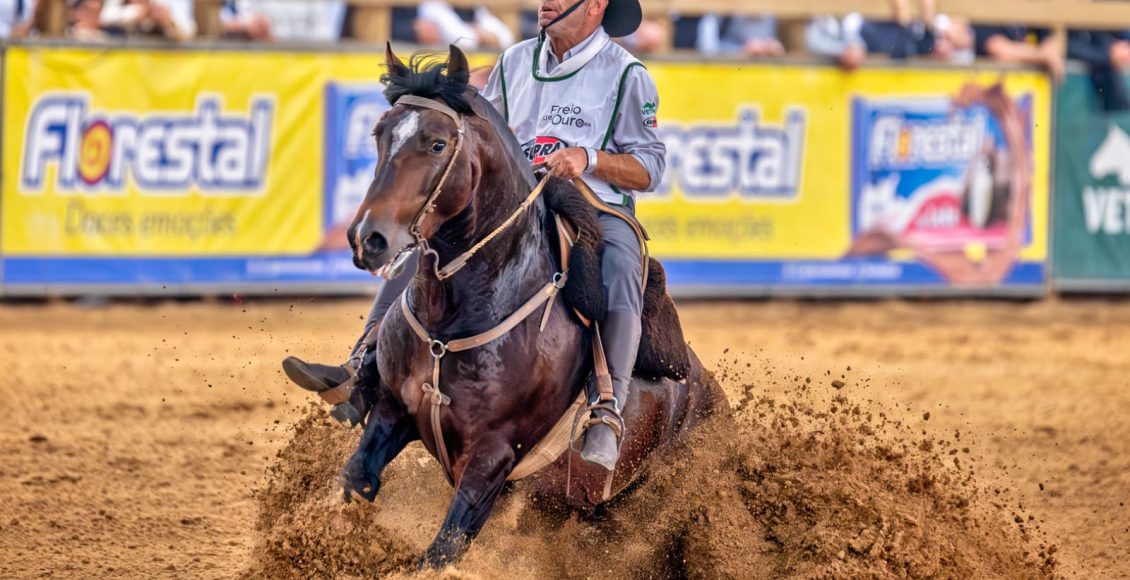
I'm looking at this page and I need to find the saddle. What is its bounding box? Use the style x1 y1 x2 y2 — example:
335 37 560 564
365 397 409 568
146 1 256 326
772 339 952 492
505 177 689 483
542 177 690 382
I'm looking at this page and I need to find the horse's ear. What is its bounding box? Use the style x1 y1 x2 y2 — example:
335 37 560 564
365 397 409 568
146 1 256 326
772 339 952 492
447 44 470 84
385 41 407 75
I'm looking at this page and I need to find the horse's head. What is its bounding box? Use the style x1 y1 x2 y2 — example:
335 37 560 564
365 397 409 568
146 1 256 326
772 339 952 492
348 44 482 275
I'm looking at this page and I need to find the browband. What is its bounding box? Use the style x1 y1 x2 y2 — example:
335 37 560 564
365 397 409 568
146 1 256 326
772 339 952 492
396 95 462 123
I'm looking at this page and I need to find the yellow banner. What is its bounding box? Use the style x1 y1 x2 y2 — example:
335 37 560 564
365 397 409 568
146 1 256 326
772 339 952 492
1 48 1049 290
1 48 388 256
640 63 1050 262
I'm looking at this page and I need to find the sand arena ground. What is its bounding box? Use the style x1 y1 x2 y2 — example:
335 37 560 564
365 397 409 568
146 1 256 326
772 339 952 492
0 298 1127 578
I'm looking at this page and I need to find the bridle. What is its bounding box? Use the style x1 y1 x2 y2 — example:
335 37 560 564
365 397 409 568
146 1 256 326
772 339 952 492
380 95 563 481
383 94 549 281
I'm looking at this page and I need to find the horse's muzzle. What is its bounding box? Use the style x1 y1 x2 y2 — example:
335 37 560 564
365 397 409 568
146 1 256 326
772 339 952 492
347 221 386 272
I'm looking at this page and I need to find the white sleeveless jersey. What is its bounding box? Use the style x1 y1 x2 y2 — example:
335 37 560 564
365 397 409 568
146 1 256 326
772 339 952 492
486 28 659 205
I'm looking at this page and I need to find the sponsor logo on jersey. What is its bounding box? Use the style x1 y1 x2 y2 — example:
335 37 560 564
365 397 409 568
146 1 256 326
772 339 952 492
540 105 592 129
642 101 659 128
522 136 569 165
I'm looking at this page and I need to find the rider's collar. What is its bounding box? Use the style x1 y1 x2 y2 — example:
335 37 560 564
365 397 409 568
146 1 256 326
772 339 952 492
536 26 609 79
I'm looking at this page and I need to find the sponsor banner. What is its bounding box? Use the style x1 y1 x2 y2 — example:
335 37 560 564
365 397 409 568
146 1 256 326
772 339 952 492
1052 74 1130 288
1 48 1050 293
642 63 1049 290
1 47 389 289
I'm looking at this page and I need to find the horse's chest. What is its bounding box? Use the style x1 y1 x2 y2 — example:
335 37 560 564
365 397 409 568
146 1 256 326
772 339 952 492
390 342 512 418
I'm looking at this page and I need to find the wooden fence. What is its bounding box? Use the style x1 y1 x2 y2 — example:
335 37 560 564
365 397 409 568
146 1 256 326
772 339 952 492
31 0 1130 51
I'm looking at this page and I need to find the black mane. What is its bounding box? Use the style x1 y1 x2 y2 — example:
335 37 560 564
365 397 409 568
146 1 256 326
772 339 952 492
381 52 475 115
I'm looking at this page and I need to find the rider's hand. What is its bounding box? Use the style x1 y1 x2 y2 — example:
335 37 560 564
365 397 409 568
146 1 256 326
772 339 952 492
544 147 589 180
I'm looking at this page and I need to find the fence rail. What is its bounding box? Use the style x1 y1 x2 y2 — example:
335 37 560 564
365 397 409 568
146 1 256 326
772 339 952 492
28 0 1130 46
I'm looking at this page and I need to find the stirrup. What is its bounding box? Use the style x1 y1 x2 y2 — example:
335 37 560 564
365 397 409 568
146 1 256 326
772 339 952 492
567 399 625 502
569 400 625 454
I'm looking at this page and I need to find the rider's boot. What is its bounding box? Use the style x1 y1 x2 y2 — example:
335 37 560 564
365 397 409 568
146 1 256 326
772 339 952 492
282 348 373 427
282 252 418 427
580 310 642 471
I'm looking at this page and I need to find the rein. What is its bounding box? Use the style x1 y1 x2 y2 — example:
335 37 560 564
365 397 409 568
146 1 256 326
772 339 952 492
391 95 563 481
400 271 568 479
394 95 551 281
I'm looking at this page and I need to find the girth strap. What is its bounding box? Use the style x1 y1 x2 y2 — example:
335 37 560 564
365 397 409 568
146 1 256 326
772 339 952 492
400 272 568 479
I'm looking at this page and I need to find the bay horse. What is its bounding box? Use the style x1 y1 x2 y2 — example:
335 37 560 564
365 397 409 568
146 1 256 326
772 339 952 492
340 44 727 569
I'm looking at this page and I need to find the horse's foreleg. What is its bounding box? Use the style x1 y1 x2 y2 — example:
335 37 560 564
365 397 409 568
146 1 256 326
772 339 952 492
418 440 515 569
341 385 418 502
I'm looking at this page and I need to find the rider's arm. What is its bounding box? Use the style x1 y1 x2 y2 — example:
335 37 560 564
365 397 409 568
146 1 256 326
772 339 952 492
590 151 652 192
600 65 666 193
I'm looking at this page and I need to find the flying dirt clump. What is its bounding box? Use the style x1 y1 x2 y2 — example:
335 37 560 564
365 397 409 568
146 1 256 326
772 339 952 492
241 408 417 579
246 363 1057 579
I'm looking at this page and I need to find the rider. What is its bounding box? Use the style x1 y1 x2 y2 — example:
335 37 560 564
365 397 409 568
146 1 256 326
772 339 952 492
282 0 664 473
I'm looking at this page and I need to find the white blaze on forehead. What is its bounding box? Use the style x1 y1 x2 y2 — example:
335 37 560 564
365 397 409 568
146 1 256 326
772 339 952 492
389 110 420 159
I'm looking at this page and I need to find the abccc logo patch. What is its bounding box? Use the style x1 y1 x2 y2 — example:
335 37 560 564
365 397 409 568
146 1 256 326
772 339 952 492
642 101 658 129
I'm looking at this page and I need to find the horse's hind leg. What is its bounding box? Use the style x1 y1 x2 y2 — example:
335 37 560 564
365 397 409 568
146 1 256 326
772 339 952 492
418 439 515 569
341 385 418 502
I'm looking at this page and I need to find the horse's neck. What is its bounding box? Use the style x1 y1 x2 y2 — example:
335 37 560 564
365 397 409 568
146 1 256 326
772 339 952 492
410 185 553 335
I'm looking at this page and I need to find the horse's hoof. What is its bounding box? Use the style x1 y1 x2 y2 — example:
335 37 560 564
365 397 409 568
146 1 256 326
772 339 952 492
341 461 380 502
417 549 450 571
580 423 619 471
342 478 380 503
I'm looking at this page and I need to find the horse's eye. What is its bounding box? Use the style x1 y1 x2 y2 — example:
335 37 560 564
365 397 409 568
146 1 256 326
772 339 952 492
430 140 447 154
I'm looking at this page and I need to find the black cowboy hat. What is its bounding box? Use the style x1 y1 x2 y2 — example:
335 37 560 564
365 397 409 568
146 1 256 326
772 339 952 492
602 0 642 37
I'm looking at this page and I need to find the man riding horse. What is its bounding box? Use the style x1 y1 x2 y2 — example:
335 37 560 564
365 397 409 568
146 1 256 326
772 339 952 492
284 0 660 473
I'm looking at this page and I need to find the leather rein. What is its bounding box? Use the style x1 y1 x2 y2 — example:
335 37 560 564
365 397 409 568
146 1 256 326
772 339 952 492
390 95 565 481
394 95 550 281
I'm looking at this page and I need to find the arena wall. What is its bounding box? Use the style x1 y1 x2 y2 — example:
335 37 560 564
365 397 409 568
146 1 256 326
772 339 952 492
0 41 1116 297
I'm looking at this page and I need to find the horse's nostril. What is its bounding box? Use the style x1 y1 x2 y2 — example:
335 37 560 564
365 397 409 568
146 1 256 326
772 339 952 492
363 232 388 255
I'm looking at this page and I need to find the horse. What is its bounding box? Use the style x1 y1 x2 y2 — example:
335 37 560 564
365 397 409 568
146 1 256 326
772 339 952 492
339 43 728 569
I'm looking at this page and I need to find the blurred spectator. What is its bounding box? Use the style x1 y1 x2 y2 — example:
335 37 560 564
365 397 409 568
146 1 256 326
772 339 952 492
100 0 195 39
70 0 106 39
928 15 974 63
411 1 514 50
1064 30 1130 110
1 0 36 37
617 17 667 54
807 14 867 69
231 0 344 42
219 0 272 41
810 0 970 69
974 26 1066 82
696 14 782 57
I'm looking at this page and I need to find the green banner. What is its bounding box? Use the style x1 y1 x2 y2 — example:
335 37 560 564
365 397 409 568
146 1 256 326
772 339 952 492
1054 74 1130 288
